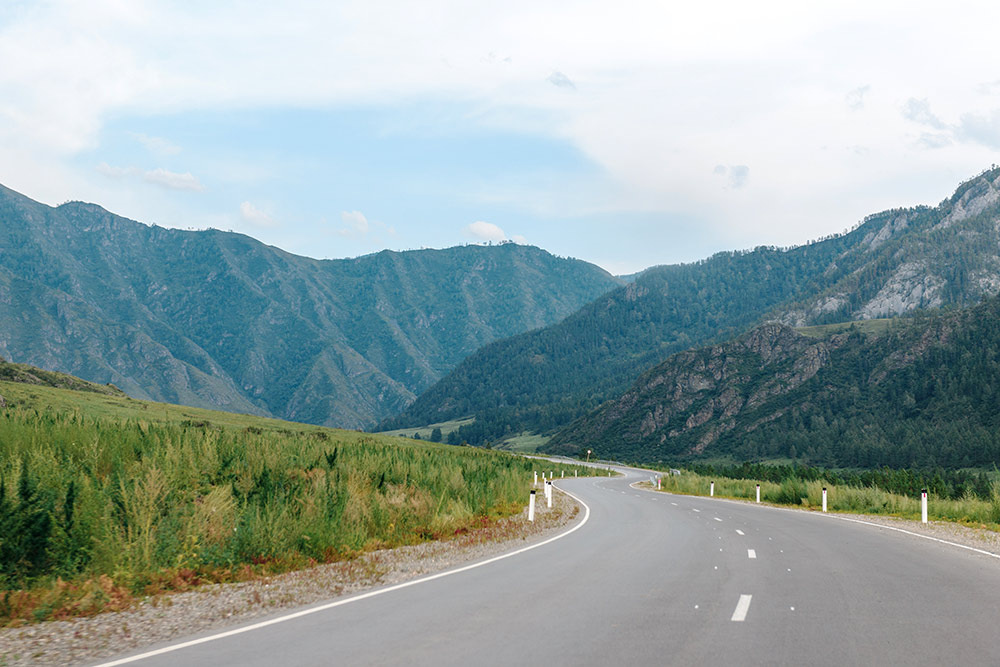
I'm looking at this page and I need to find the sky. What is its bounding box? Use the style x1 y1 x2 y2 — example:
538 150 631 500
2 1 1000 275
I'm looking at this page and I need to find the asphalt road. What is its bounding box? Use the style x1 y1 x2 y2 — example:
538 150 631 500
98 466 1000 666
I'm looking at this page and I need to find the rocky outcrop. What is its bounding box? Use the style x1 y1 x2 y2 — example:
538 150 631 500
553 322 838 456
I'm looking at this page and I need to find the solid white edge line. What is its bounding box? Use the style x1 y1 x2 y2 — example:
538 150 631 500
731 594 752 622
93 485 592 667
824 514 1000 560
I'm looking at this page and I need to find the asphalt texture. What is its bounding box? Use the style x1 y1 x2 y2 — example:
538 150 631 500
97 466 1000 666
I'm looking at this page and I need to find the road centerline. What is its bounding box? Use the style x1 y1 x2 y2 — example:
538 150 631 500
731 594 753 622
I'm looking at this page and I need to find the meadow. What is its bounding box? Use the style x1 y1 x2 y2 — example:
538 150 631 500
0 381 590 624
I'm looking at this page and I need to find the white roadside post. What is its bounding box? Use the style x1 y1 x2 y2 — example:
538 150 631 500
822 487 828 513
922 489 928 523
546 481 553 508
534 471 538 487
657 477 661 490
710 481 715 497
756 484 761 503
575 470 577 477
561 471 564 478
528 490 536 522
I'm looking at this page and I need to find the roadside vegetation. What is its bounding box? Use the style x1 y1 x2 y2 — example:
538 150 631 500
0 381 591 625
652 464 1000 527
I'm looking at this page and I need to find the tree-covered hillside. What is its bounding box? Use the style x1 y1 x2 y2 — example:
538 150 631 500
385 167 1000 445
0 184 621 428
551 294 1000 469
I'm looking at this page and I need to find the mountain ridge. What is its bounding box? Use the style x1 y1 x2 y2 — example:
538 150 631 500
0 184 621 428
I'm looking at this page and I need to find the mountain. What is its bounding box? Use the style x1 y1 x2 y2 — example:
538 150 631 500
0 184 621 428
385 167 1000 444
549 294 1000 469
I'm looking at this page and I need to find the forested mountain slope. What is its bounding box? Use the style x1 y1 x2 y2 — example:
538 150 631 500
550 294 1000 469
386 167 1000 445
0 184 620 428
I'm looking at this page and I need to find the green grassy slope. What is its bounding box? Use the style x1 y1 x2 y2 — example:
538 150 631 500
0 376 592 624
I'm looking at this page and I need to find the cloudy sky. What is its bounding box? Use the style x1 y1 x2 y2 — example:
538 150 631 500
2 1 999 274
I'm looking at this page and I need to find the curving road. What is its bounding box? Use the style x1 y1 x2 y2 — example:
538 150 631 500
97 466 1000 666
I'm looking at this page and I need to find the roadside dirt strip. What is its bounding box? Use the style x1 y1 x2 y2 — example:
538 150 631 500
0 490 582 667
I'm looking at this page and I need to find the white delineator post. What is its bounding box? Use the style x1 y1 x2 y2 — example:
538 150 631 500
528 490 536 522
710 481 715 497
546 481 553 508
575 470 577 477
561 471 564 478
534 471 538 487
756 484 761 503
822 487 827 513
922 489 928 524
657 477 661 490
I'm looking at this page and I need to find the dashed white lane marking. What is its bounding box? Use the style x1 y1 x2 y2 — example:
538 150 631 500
735 529 745 536
713 517 723 522
747 549 757 559
731 594 753 622
692 508 700 513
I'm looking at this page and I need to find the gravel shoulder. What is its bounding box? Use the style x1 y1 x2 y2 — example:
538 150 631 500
0 487 582 667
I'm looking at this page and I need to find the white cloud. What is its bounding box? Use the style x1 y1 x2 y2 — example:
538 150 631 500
143 168 205 191
240 201 276 227
336 210 372 238
466 221 507 243
511 234 528 244
340 210 369 233
96 163 204 191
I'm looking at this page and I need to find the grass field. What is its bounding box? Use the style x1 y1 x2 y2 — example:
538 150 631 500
496 432 550 453
377 417 476 441
0 382 592 625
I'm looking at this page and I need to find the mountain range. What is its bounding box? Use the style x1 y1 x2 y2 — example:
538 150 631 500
386 167 1000 448
0 184 620 428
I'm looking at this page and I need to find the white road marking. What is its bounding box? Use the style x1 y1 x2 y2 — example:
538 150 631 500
671 502 678 506
735 529 745 536
731 594 753 622
93 485 593 667
692 508 700 513
713 517 723 522
747 549 757 559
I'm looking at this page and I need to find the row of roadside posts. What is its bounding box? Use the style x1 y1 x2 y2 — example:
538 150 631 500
720 481 929 524
533 471 931 525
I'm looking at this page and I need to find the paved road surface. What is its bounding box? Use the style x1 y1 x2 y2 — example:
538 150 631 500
98 466 1000 666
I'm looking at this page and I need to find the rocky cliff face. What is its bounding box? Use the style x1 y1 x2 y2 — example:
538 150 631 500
551 323 841 457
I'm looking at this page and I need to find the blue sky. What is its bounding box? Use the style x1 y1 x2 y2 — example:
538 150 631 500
2 1 1000 274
